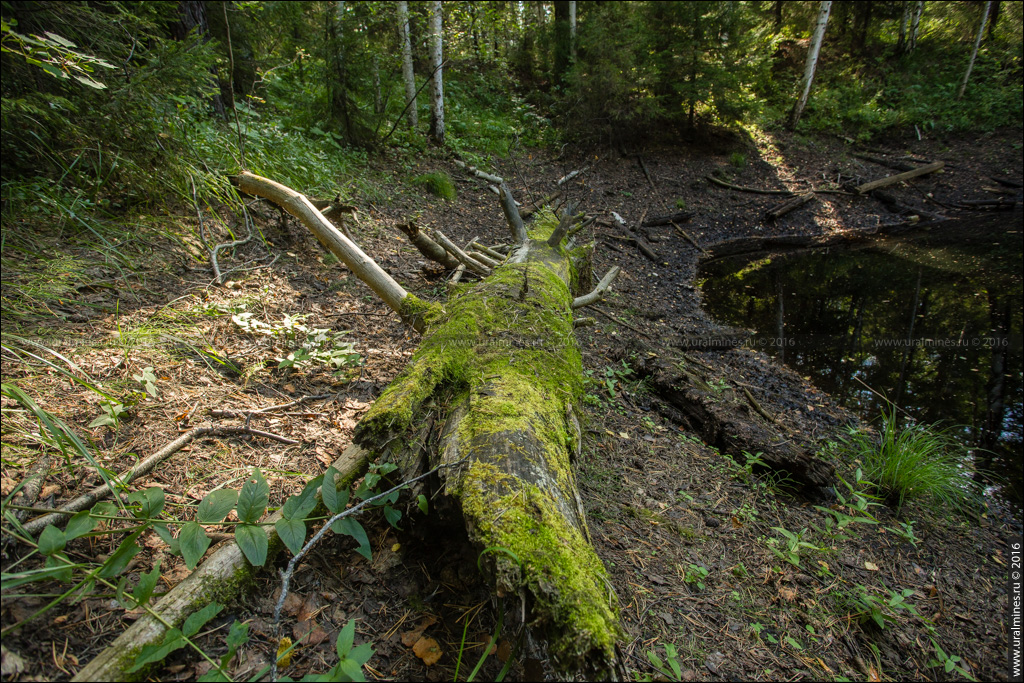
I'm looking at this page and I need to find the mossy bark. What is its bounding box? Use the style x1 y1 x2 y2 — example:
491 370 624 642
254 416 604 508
354 213 621 678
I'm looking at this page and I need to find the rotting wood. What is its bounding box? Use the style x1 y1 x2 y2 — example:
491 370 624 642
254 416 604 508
454 158 504 185
638 156 656 189
521 190 561 219
851 152 919 172
854 161 944 194
765 193 815 220
71 444 371 683
989 175 1023 189
556 168 587 186
742 387 776 424
12 454 53 524
499 181 528 244
18 425 297 540
469 241 507 261
871 189 947 222
707 175 794 195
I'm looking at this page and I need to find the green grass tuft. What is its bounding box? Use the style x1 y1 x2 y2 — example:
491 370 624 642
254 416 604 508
411 172 456 201
840 406 984 516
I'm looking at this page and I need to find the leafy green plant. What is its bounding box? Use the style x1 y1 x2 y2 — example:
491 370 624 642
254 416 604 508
835 585 918 630
813 469 881 539
134 366 159 398
88 399 126 428
646 642 683 681
884 520 920 548
411 171 456 201
927 639 978 682
839 407 984 515
683 563 709 590
768 527 820 568
674 198 687 210
729 152 746 168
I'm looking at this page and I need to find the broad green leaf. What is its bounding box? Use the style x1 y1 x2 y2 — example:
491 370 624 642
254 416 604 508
183 602 223 637
128 629 185 672
275 518 306 556
180 521 212 570
226 619 250 651
197 669 231 682
128 487 165 519
43 553 74 583
64 510 97 540
417 494 428 515
97 530 143 578
322 467 350 514
332 518 371 560
338 658 365 681
235 523 269 566
38 525 66 555
281 477 322 520
196 489 238 524
152 523 180 555
348 642 374 667
131 560 162 607
336 620 355 659
236 470 269 523
382 505 402 530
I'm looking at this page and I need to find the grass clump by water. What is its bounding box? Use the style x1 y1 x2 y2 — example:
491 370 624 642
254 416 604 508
411 172 456 201
841 406 984 516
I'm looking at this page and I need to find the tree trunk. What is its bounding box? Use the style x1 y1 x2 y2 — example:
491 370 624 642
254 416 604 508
897 1 909 53
553 0 571 84
569 0 577 60
788 0 831 129
905 0 924 54
958 0 991 100
775 0 784 31
397 1 418 130
987 0 1000 40
173 0 226 119
239 174 623 678
328 1 354 143
428 0 445 145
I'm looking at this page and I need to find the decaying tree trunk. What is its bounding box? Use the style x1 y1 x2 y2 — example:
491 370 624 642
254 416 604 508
240 173 623 678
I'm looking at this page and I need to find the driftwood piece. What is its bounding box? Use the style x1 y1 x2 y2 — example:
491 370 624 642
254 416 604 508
642 211 695 227
854 161 944 194
71 444 371 682
707 175 793 195
19 426 298 539
610 211 659 262
397 222 459 270
765 193 815 220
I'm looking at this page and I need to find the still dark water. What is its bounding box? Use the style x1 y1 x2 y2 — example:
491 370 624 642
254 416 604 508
699 220 1023 512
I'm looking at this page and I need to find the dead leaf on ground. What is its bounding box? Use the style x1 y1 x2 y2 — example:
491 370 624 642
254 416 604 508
296 593 320 622
778 586 799 602
281 592 305 617
293 619 329 646
413 636 442 666
864 561 879 571
1 646 27 677
496 639 512 662
400 615 438 647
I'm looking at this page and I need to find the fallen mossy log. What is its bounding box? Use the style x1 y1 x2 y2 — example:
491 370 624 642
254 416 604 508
352 208 623 677
612 339 835 493
239 173 623 678
72 445 371 682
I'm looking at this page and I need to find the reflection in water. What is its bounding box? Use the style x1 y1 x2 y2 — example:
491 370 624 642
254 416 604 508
699 224 1023 512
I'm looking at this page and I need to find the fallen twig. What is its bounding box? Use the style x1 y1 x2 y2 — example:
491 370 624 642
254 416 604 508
18 425 297 539
707 175 793 195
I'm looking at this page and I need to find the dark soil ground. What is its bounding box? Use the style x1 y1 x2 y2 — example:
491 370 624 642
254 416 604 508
1 125 1021 682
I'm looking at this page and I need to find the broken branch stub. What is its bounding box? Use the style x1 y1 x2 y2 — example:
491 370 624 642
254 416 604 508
499 181 528 245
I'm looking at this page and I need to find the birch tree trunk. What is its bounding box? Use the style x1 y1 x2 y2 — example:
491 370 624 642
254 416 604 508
906 0 924 54
397 0 418 130
897 1 910 53
957 0 991 100
788 0 831 129
569 0 577 60
428 0 445 145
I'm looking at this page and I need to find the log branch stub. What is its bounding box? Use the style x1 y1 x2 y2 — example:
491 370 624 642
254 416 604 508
499 181 528 244
397 222 459 269
425 227 491 276
765 193 815 220
572 266 622 309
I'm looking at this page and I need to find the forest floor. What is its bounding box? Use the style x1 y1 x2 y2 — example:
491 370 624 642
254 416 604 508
1 125 1021 682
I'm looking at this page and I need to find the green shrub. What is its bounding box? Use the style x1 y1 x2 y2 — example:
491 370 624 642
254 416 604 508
840 406 984 515
411 171 456 201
